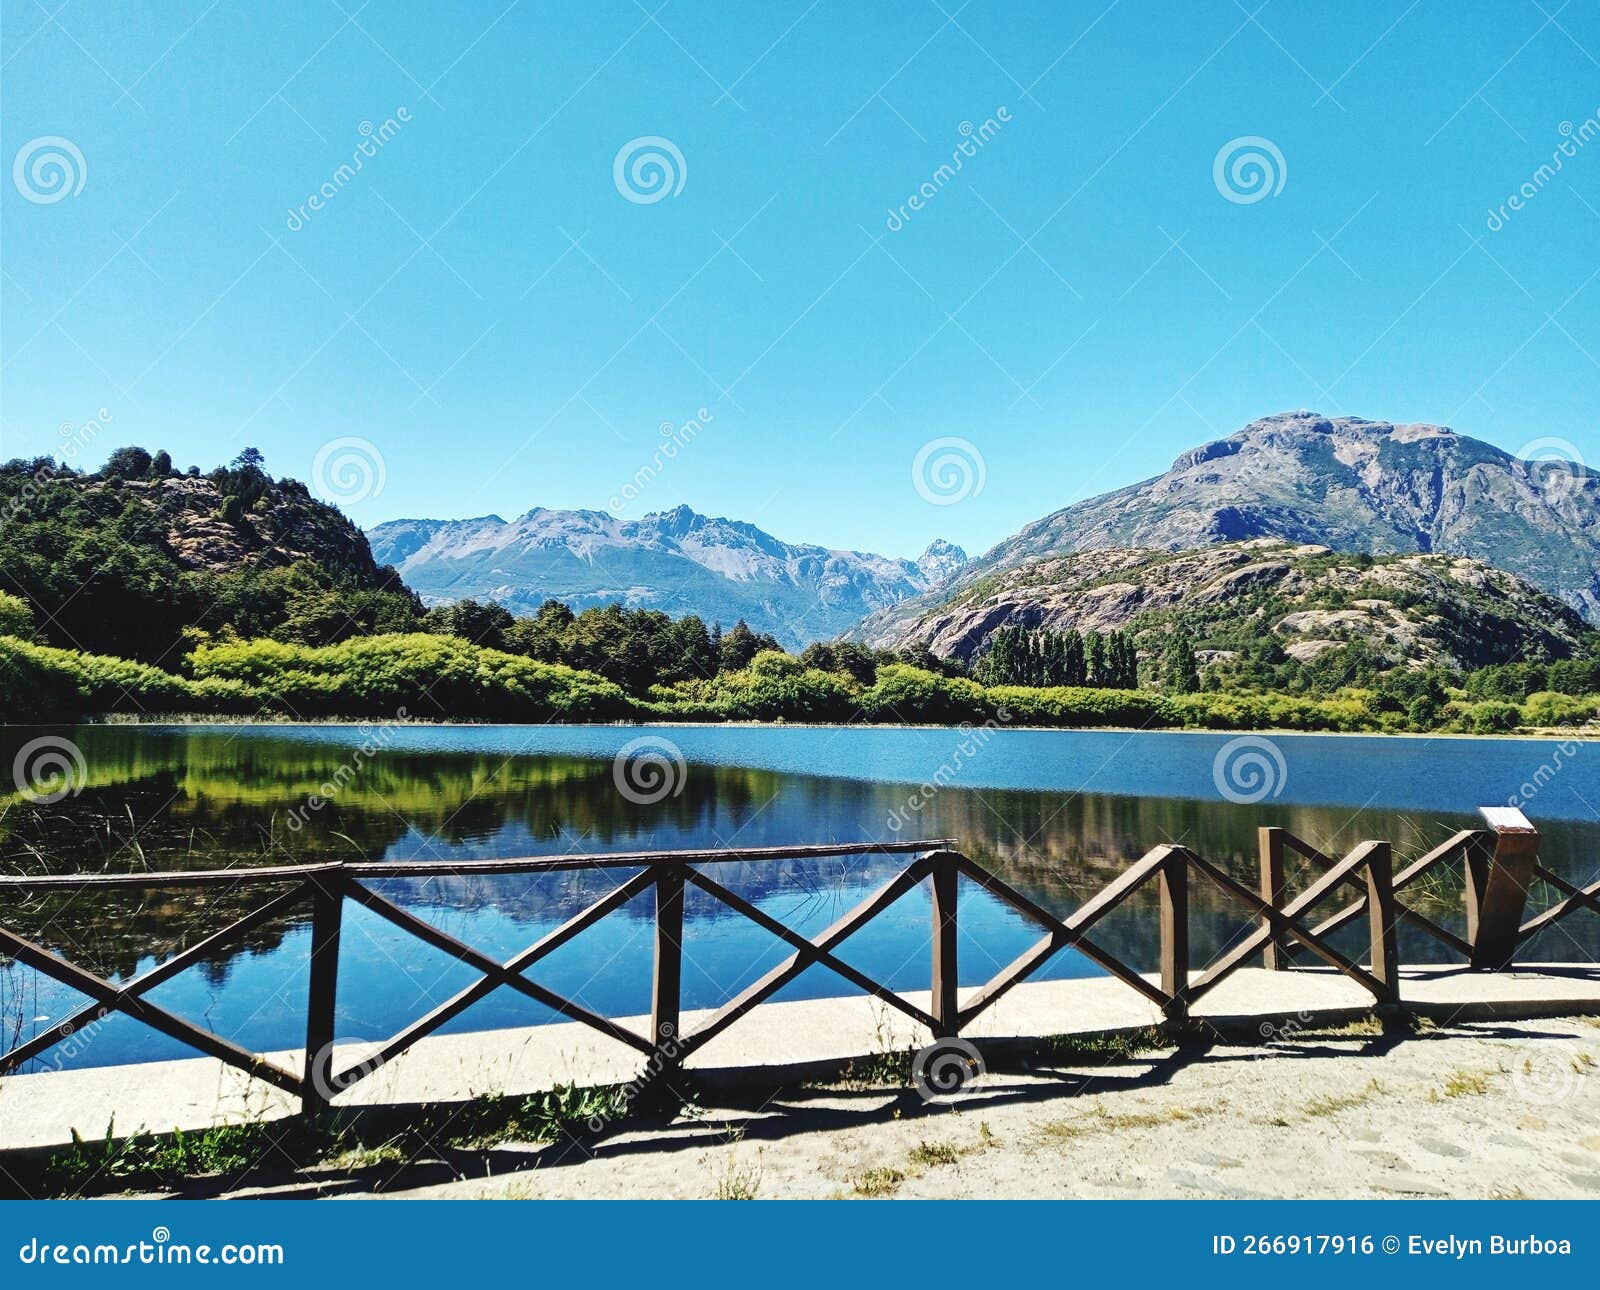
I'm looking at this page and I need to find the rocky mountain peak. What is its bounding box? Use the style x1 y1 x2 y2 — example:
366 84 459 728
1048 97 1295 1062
1175 411 1461 473
366 505 963 648
652 503 703 537
915 538 969 584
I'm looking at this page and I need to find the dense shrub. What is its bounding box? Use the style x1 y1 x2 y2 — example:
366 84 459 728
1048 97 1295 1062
13 632 1600 736
0 636 253 720
861 665 989 724
1519 690 1600 728
0 591 35 640
1442 699 1523 734
650 651 859 722
987 684 1177 729
1167 691 1383 733
188 634 632 720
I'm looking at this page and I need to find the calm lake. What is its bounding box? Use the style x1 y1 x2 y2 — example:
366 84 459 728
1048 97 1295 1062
3 723 1598 1072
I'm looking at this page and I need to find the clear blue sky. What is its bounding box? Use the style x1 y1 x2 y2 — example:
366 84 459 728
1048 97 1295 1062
4 1 1599 560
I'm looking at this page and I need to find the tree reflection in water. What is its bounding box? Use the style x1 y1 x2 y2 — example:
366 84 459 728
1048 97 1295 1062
2 725 1596 1070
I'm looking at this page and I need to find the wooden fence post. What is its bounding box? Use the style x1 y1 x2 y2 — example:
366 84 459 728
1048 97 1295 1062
302 868 345 1115
1159 849 1190 1023
652 864 685 1061
1469 807 1539 970
1258 827 1288 971
1364 841 1400 1005
930 851 959 1037
1463 830 1494 952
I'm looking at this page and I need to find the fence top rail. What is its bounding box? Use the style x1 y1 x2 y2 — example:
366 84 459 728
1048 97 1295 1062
0 839 955 892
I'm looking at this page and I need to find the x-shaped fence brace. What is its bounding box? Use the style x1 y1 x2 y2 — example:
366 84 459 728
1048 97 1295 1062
1267 829 1481 960
951 840 1406 1028
1261 826 1600 968
1519 864 1600 943
0 877 318 1095
0 842 952 1110
2 819 1596 1114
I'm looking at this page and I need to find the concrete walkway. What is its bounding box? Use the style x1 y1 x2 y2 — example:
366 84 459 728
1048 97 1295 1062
3 964 1598 1153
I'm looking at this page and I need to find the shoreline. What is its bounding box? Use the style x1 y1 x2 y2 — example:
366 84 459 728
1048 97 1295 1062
9 713 1599 744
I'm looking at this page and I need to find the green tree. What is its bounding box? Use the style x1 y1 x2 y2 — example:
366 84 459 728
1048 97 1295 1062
896 645 968 679
719 619 779 672
799 640 881 685
662 614 718 683
504 599 576 662
1165 631 1200 693
423 599 515 651
0 450 421 660
103 446 153 480
1061 629 1086 685
1085 631 1107 686
0 590 35 639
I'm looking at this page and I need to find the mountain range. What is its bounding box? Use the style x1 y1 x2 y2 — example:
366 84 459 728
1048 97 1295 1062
370 412 1600 663
8 409 1597 674
859 411 1600 654
366 505 967 650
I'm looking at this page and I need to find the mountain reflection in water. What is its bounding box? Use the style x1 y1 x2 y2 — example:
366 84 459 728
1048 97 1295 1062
2 724 1596 1071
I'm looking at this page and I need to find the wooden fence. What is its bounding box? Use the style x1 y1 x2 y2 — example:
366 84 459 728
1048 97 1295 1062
1 807 1597 1114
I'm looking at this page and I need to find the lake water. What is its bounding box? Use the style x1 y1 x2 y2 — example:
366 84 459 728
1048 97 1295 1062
2 723 1598 1073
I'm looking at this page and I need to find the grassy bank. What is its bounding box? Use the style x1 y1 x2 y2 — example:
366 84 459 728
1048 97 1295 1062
4 634 1594 735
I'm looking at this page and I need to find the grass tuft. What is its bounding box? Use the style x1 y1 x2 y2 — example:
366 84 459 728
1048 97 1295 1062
852 1166 906 1197
1434 1068 1492 1099
1041 1104 1208 1142
1302 1078 1381 1118
711 1150 763 1200
907 1140 960 1168
35 1080 638 1198
1045 1026 1167 1059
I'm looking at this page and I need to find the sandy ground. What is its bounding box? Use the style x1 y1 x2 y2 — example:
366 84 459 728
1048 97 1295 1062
186 1015 1600 1201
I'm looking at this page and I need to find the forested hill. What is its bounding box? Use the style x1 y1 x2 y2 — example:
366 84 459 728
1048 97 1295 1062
0 447 419 661
858 539 1594 686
